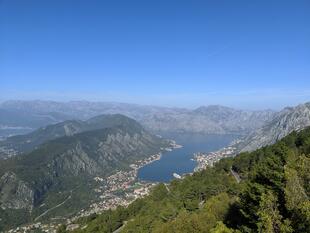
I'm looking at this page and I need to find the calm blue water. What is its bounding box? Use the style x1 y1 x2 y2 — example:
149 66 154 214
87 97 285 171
137 133 239 182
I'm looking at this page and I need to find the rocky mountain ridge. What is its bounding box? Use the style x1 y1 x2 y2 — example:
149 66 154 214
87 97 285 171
0 100 276 137
238 102 310 152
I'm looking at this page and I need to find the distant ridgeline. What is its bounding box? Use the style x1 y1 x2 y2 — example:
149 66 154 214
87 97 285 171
0 114 169 231
0 113 157 159
59 127 310 233
0 100 277 137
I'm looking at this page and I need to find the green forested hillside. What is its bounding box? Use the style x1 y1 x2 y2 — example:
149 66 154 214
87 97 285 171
62 128 310 233
0 115 169 231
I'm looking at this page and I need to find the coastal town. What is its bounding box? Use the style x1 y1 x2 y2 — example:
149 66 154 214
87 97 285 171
7 140 182 233
193 139 242 171
70 153 165 221
70 140 182 220
0 146 18 158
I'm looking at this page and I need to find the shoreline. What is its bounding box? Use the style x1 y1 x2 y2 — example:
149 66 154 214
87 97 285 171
68 141 182 219
8 140 182 233
193 146 235 171
193 139 242 171
66 140 182 224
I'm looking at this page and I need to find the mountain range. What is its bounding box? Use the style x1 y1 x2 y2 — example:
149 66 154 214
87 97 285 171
3 100 310 154
0 114 169 230
0 100 276 137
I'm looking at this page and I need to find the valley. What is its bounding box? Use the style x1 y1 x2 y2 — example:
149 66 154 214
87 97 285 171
1 101 310 232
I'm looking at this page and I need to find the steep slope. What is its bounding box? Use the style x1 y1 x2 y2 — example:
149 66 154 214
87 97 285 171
0 100 275 136
0 114 143 158
238 102 310 152
0 116 169 230
59 127 310 233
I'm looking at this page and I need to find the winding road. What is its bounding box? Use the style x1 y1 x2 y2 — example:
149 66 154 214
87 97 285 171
34 191 72 221
230 167 241 183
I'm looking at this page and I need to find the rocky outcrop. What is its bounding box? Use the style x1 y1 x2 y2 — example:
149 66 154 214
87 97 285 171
48 129 163 178
238 103 310 152
0 172 34 210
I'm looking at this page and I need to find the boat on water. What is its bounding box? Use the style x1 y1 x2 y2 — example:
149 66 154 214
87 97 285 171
173 173 182 179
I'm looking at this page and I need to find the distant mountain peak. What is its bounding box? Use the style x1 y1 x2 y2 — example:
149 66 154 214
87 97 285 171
194 105 235 112
238 101 310 152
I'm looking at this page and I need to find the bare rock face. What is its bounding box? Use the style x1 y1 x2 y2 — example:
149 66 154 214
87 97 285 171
0 172 34 210
239 103 310 152
48 130 162 177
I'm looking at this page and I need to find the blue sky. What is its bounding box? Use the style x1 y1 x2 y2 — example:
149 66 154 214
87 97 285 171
1 0 309 109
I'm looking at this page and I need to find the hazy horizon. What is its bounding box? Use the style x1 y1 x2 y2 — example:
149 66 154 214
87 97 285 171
0 97 309 112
